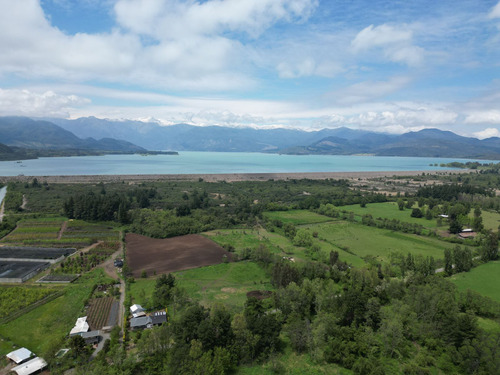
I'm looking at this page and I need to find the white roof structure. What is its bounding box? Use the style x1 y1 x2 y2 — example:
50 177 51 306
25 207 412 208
70 316 89 336
6 348 33 364
11 357 47 375
130 304 145 317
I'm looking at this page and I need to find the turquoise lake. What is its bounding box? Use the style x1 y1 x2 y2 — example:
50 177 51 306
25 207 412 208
0 152 489 176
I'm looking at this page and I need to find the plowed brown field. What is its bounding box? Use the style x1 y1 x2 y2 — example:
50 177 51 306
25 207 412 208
126 233 232 277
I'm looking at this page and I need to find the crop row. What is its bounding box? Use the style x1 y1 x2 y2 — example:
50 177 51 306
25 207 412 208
87 297 114 329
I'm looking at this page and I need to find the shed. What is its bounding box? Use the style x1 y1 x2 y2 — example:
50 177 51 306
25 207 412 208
70 316 89 336
6 348 33 364
458 232 476 239
11 357 47 375
130 304 145 318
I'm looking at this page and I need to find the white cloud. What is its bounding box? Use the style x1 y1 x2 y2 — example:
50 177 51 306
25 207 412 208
351 24 424 66
0 0 318 90
0 88 90 117
464 110 500 124
331 76 411 104
474 128 500 139
489 2 500 19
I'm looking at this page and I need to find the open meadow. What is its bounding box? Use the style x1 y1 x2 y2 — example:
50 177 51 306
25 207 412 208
130 261 272 313
451 261 500 302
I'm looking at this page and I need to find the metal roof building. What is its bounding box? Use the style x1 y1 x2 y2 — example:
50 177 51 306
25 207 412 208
6 347 33 364
70 316 90 336
11 357 47 375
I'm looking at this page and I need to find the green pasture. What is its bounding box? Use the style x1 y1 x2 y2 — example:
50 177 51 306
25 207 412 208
476 210 500 231
130 261 272 313
306 221 454 264
0 269 112 357
450 261 500 302
263 210 333 225
341 202 441 228
206 228 294 255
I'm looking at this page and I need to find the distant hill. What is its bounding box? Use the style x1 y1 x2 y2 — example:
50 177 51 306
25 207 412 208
282 128 500 159
0 117 146 153
6 116 500 159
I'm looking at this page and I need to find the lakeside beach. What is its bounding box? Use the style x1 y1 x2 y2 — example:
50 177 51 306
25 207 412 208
0 170 467 184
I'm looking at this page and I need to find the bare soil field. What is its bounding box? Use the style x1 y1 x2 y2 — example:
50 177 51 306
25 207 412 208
126 233 232 277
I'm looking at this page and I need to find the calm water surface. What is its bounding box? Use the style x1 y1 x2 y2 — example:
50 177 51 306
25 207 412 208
0 152 489 176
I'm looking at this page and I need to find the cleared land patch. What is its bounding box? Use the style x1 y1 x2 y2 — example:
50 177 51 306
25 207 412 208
126 233 232 278
450 261 500 302
263 210 333 225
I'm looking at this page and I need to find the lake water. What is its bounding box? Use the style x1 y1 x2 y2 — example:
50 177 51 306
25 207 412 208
0 152 489 176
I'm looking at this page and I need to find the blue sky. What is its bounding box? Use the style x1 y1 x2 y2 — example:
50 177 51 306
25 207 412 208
0 0 499 137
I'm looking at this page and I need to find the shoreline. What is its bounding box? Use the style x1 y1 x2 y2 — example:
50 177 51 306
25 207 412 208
0 170 467 184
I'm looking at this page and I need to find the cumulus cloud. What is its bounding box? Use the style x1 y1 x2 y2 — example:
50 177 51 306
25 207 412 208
464 110 500 124
0 88 90 117
474 128 500 139
0 0 318 90
351 24 424 66
489 2 500 19
331 76 411 104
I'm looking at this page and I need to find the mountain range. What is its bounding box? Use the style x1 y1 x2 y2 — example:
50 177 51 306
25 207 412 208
1 116 500 160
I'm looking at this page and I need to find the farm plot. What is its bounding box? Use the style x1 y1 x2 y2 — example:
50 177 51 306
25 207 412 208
126 233 232 278
306 220 454 264
1 219 119 249
86 296 115 330
53 241 119 275
0 246 76 260
0 261 50 283
60 220 119 244
1 219 64 246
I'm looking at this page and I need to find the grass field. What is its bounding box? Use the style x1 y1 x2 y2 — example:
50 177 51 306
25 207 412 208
306 220 454 264
476 210 500 231
263 210 333 225
341 202 441 228
0 269 112 357
130 261 273 313
450 261 500 302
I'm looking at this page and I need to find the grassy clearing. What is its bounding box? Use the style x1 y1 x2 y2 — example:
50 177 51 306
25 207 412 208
130 262 272 313
450 261 500 302
477 317 500 333
263 210 333 225
477 210 500 231
237 349 351 375
341 202 440 228
206 228 293 255
307 221 453 264
0 269 112 357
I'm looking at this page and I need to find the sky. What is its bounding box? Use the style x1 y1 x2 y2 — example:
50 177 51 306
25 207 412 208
0 0 499 138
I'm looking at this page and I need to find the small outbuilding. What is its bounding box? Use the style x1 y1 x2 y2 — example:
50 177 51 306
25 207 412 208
130 304 146 318
70 316 89 336
11 357 47 375
6 348 33 364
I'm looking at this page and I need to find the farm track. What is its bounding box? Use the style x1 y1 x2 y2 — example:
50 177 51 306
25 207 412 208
57 221 68 240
